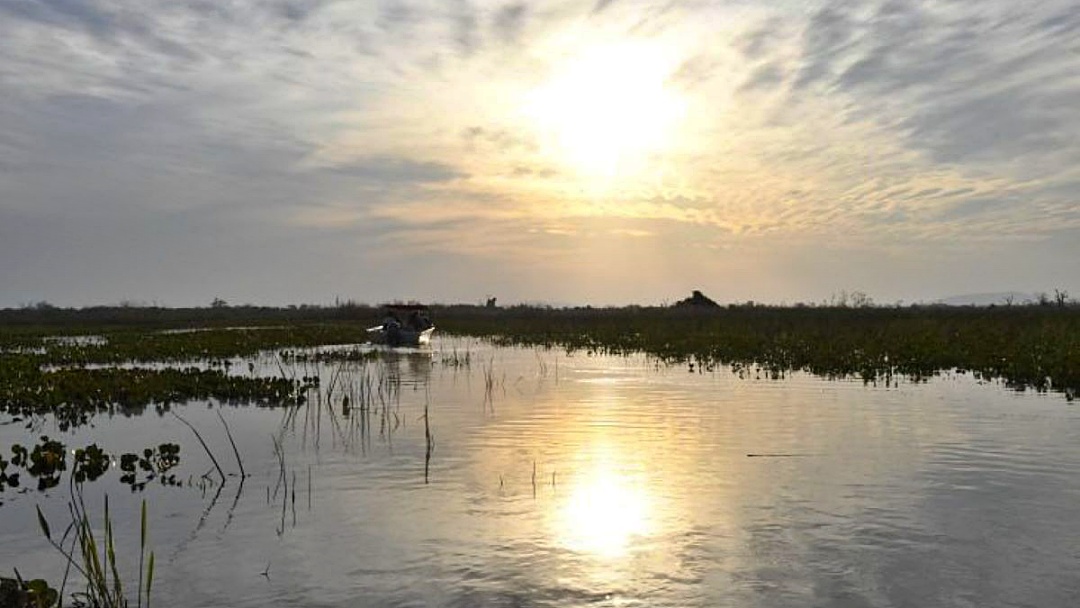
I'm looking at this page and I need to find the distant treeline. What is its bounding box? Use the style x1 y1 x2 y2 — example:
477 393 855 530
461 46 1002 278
2 296 1076 327
0 302 380 327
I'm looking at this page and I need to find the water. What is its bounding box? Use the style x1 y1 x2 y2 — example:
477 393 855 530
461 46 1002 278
2 339 1079 607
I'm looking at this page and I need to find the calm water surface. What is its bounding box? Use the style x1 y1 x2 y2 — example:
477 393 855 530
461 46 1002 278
2 339 1079 607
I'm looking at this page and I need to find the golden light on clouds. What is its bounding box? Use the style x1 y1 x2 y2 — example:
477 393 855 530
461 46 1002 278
523 42 687 182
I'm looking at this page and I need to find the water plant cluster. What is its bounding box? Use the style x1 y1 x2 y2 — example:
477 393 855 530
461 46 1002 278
2 303 1077 422
1 436 67 492
0 359 311 430
0 437 183 499
437 305 1080 397
28 324 361 366
0 323 365 427
0 574 58 608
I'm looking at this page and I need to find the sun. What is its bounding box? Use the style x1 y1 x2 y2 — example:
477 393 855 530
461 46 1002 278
525 42 686 179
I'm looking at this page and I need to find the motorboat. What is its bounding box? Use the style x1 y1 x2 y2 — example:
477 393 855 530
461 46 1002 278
367 304 435 346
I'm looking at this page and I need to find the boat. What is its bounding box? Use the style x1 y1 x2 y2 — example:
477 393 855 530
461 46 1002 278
366 304 435 347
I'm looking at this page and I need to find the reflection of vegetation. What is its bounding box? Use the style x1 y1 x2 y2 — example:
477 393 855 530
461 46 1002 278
438 305 1080 397
119 444 181 490
7 324 365 366
0 359 312 430
1 437 67 491
1 437 184 499
73 445 110 484
0 323 341 428
3 303 1077 404
278 348 381 363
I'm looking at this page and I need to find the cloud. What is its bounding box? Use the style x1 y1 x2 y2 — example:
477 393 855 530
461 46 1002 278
668 53 721 90
451 0 480 55
739 62 786 92
493 3 529 44
721 0 1080 249
777 0 1080 173
461 126 535 152
378 1 418 32
320 156 467 184
1 0 1078 306
592 0 619 15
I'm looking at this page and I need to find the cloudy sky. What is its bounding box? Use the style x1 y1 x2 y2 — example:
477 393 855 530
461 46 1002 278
1 0 1078 307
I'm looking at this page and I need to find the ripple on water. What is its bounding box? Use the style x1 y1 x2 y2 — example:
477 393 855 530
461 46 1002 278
3 343 1080 607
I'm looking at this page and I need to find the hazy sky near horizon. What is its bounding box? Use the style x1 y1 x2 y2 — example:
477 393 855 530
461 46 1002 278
1 0 1078 307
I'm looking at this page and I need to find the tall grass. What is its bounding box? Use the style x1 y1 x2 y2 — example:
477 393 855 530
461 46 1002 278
36 493 154 608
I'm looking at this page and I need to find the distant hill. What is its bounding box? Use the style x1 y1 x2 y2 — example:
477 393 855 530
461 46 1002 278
936 292 1036 306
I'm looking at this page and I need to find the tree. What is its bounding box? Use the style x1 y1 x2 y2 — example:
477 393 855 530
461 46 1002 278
211 298 229 309
850 291 874 308
1054 289 1070 307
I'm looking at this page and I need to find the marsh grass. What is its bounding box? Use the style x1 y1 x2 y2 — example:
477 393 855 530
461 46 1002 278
438 305 1080 397
36 493 154 608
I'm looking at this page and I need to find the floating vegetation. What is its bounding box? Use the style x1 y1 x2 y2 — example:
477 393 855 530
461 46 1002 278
0 437 185 499
0 575 59 608
437 305 1080 396
119 444 182 490
73 444 111 484
2 305 1077 408
19 324 366 367
3 436 67 491
0 358 315 430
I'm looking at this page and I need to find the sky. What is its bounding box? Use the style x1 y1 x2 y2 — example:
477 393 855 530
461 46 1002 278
1 0 1078 308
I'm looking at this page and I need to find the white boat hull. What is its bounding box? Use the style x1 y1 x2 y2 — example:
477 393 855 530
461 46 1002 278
367 326 434 347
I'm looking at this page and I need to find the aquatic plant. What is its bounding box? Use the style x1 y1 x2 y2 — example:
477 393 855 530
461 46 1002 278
36 495 155 608
0 574 59 607
1 438 185 499
72 445 110 484
0 360 312 430
3 303 1077 400
118 444 182 490
437 304 1080 396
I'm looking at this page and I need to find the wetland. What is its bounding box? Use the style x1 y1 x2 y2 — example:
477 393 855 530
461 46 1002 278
1 304 1078 607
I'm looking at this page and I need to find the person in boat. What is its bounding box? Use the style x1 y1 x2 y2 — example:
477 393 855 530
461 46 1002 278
382 311 401 331
407 310 423 331
382 312 402 345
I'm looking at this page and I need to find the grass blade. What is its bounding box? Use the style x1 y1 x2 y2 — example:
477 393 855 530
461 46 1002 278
138 500 147 608
146 551 155 608
36 506 52 541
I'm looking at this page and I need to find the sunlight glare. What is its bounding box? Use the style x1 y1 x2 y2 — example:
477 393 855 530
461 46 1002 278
557 464 653 558
526 43 685 179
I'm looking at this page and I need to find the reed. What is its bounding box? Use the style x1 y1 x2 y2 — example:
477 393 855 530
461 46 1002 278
172 412 225 482
36 494 154 608
422 393 434 484
215 410 245 478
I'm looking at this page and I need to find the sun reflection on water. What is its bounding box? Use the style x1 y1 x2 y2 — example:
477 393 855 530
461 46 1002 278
555 448 654 559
